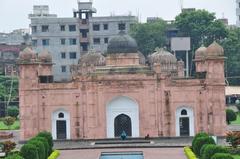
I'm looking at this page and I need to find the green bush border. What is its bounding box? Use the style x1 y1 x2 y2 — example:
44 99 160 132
48 150 60 159
184 146 197 159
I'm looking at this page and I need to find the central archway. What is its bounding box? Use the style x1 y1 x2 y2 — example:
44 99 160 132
106 96 139 138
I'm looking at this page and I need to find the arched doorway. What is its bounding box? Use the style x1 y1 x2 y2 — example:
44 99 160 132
106 96 139 138
52 109 70 140
176 107 194 136
114 114 132 137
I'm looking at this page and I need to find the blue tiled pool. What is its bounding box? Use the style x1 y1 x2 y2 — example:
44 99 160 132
100 151 144 159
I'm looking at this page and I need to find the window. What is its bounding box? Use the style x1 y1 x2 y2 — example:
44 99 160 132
93 38 100 44
58 112 64 118
69 38 77 45
239 2 240 8
60 25 65 31
61 66 66 72
32 40 37 47
181 109 187 115
32 26 37 33
104 37 108 44
81 43 88 51
42 25 49 32
69 52 77 59
103 24 108 30
118 23 126 30
60 38 66 45
61 52 66 59
42 39 49 46
93 24 100 31
69 25 76 31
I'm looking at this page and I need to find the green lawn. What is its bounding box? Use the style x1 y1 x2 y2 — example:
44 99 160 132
0 120 20 130
231 114 240 125
233 155 240 159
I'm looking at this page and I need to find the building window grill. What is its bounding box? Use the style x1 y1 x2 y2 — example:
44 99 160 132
69 52 77 59
42 25 49 32
93 38 100 44
93 24 100 31
42 39 49 46
60 25 65 31
103 24 108 30
69 25 76 31
69 38 77 45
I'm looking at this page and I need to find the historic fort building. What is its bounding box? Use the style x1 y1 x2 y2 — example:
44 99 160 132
18 32 226 140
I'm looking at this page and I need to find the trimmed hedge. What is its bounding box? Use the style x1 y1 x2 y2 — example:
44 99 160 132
184 147 197 159
193 136 216 157
37 131 53 155
200 144 215 158
5 154 24 159
192 132 209 148
48 150 60 159
28 139 45 159
33 136 50 158
20 143 39 159
202 145 228 159
211 153 234 159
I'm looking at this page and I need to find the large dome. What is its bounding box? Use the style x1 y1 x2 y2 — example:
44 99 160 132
79 50 106 66
19 47 36 61
206 41 224 57
148 47 177 64
38 49 52 62
107 31 138 54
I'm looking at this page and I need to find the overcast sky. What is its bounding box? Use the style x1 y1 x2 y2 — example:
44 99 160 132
0 0 236 33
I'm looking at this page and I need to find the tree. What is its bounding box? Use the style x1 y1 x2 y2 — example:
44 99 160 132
221 27 240 85
175 9 228 50
226 109 237 124
3 116 16 129
130 19 167 56
7 106 19 118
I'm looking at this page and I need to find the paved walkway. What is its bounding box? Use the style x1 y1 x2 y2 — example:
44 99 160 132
59 148 187 159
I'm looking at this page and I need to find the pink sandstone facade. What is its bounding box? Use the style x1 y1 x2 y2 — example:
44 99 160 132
18 34 226 140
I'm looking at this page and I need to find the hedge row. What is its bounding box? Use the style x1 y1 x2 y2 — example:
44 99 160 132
184 147 197 159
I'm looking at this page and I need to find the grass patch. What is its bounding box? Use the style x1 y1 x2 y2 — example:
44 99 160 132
231 114 240 125
233 155 240 159
0 120 20 130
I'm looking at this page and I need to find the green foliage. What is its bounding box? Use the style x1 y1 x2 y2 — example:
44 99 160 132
211 153 234 159
2 140 16 154
4 154 24 159
28 139 45 159
33 136 50 158
192 132 209 148
226 109 237 124
221 27 240 85
7 106 19 118
184 146 197 159
0 75 18 103
200 144 215 158
130 19 167 56
20 143 39 159
193 136 216 157
202 145 228 159
48 150 60 159
226 131 240 148
3 116 15 129
175 9 227 48
37 131 53 155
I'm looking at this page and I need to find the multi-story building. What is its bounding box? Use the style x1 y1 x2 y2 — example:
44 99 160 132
237 0 240 26
0 29 30 45
29 2 137 81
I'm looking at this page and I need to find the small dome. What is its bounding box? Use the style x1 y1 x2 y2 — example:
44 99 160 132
107 31 138 54
195 45 207 59
38 50 52 62
79 50 106 66
148 47 177 64
19 47 36 60
206 41 224 57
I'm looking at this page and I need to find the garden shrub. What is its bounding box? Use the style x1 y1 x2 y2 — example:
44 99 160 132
184 147 197 159
5 153 24 159
226 109 237 124
192 132 209 148
211 153 234 159
202 145 228 159
37 131 53 155
200 144 215 158
3 116 15 129
7 106 19 118
20 143 39 159
226 131 240 148
33 136 50 158
28 139 45 159
2 140 16 154
48 150 60 159
193 136 216 157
